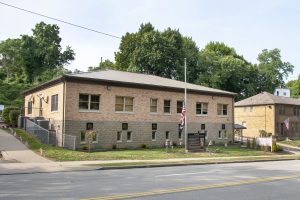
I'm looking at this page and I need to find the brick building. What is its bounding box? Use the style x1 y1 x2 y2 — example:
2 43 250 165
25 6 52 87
23 70 235 149
235 92 300 139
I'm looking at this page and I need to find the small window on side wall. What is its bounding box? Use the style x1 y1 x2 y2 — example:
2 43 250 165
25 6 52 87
152 131 156 141
221 124 225 130
122 123 128 130
117 131 122 142
201 124 205 130
166 131 170 140
152 123 157 130
86 123 93 130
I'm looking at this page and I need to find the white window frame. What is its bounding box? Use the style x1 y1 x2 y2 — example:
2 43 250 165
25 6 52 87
79 94 100 112
196 102 208 115
217 104 228 116
115 96 134 113
150 98 158 113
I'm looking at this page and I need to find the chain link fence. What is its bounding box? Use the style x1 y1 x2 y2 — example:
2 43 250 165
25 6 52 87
25 119 76 150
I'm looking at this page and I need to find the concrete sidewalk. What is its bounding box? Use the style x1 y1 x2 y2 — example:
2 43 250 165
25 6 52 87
0 129 51 163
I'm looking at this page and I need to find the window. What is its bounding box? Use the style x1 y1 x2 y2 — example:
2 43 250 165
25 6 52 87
164 100 171 114
294 107 300 116
79 94 100 111
150 98 158 113
127 131 132 141
117 131 122 142
196 103 208 115
177 101 183 113
152 123 157 130
278 105 285 115
51 94 58 112
152 131 156 141
122 123 128 130
221 124 226 130
115 96 134 112
201 124 205 130
80 131 86 143
217 104 228 116
224 131 227 139
218 131 222 139
166 131 170 140
28 101 32 114
86 123 93 130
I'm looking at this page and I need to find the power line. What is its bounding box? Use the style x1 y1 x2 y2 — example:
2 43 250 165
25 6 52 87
0 1 121 39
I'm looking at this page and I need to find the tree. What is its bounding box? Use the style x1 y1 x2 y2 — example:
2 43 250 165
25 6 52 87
88 59 115 71
256 48 294 93
287 75 300 98
115 23 199 80
0 21 75 84
196 42 257 100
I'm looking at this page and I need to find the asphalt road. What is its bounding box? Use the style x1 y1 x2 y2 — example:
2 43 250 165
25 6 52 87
1 160 300 200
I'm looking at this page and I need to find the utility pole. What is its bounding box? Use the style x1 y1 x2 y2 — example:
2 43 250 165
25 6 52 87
184 58 188 152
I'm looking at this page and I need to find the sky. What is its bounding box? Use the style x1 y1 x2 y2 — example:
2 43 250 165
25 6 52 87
0 0 299 81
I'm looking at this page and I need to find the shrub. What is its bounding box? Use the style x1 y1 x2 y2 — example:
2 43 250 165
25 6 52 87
112 144 117 149
9 110 20 127
2 107 18 124
272 142 279 152
259 130 273 137
140 144 147 149
81 144 88 150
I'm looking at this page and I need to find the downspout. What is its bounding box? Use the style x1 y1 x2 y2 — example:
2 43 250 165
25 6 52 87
232 97 235 143
265 106 267 131
62 80 66 147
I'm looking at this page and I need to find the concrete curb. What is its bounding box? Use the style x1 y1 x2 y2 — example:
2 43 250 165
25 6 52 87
97 157 300 170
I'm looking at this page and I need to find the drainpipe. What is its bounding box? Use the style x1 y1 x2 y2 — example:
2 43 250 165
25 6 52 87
62 80 66 147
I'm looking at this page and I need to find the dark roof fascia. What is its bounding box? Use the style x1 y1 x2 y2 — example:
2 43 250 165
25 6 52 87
22 76 65 95
64 75 236 97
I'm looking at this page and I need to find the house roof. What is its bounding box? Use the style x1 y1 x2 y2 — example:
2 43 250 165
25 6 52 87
235 92 300 107
24 69 236 96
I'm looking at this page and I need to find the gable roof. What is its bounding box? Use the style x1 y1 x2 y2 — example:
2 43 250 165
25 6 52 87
235 92 300 107
24 69 236 96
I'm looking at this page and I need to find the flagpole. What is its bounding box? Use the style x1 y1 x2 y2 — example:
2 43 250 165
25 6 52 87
184 58 188 152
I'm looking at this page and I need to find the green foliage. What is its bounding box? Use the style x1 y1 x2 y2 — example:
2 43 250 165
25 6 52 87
88 59 116 71
272 142 278 152
9 110 20 127
256 48 294 93
259 130 272 137
287 75 300 98
140 144 148 149
0 21 74 107
115 23 199 80
2 107 18 124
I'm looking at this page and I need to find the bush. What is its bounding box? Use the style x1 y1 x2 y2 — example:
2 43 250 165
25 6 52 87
112 144 117 149
2 107 18 124
140 144 147 149
259 130 272 137
9 110 20 127
272 142 279 152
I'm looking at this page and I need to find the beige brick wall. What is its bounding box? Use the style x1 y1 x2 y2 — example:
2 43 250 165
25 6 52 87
235 105 275 138
24 83 65 135
65 82 234 124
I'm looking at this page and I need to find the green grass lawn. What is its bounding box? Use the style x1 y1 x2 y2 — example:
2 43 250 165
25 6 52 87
279 140 300 147
12 128 276 162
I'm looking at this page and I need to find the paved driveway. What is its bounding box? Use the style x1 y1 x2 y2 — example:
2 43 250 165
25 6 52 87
0 129 51 163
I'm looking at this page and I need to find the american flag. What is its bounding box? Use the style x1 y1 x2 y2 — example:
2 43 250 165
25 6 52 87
284 117 290 130
180 102 186 130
